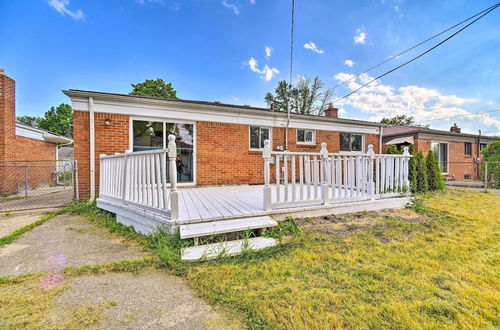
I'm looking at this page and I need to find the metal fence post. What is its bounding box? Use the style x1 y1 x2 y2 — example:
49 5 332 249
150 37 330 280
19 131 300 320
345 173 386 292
484 161 488 192
74 160 80 201
24 166 29 198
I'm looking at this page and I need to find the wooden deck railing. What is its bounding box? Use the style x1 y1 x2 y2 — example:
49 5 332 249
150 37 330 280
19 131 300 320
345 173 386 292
99 134 179 220
262 140 411 210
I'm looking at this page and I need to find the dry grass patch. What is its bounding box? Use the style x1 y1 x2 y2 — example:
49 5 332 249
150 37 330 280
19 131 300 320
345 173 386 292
187 191 500 329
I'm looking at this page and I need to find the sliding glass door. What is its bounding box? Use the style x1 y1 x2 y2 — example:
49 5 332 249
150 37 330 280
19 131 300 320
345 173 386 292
132 119 195 183
431 142 448 174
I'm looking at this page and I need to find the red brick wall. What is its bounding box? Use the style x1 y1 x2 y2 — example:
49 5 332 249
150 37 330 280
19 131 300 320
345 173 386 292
73 113 381 199
73 111 130 199
196 122 379 185
415 138 480 180
0 73 59 195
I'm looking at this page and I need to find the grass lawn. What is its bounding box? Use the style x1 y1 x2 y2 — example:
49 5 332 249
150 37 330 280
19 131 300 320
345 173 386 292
187 191 500 328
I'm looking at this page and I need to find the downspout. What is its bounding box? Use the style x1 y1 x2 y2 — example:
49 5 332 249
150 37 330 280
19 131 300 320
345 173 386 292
89 97 95 200
379 125 383 154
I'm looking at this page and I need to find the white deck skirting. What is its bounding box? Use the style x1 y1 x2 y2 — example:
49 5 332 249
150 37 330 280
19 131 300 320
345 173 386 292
97 184 410 233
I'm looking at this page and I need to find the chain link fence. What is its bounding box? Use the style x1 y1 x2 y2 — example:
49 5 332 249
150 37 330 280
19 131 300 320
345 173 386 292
0 160 78 212
441 160 500 191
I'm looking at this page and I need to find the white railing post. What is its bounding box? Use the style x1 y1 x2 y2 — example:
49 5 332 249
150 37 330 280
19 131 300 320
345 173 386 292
168 134 179 221
320 142 328 205
121 150 131 200
99 154 106 196
402 147 411 190
367 144 375 200
263 139 272 211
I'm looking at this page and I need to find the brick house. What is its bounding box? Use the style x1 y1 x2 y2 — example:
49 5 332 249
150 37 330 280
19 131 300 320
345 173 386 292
382 124 499 180
0 70 73 195
63 90 386 200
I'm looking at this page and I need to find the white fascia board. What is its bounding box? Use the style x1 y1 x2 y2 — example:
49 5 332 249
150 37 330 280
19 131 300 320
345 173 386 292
16 126 45 141
71 97 380 135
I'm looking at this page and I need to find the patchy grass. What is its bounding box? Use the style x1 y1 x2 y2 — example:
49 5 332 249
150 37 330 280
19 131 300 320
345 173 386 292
0 196 25 203
186 191 500 328
0 277 114 329
0 209 67 247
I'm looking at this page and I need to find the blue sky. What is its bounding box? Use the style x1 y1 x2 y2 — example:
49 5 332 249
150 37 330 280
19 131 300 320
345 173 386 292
1 0 499 134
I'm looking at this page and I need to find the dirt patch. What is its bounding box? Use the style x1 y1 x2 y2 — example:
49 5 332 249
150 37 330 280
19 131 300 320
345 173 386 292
52 271 240 329
296 208 428 239
0 213 150 277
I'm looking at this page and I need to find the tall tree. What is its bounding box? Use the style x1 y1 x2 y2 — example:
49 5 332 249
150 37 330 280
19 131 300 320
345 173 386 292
129 78 178 99
265 76 333 115
415 151 428 193
17 115 41 127
37 103 73 137
380 115 429 127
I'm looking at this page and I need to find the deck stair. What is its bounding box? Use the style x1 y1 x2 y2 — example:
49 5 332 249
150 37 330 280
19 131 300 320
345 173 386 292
180 216 278 261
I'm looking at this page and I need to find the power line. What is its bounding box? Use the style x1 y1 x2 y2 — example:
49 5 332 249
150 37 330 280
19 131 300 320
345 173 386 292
419 109 500 123
331 3 500 105
333 3 500 91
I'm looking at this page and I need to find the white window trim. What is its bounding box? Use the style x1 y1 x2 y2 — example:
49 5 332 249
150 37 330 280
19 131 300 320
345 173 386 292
464 142 472 156
249 126 272 151
296 129 316 145
340 132 365 153
431 141 449 175
129 116 197 186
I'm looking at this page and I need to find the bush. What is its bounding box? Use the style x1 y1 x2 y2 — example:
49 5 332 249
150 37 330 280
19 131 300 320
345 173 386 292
408 156 417 193
415 151 428 193
482 141 500 188
426 151 444 191
387 145 399 154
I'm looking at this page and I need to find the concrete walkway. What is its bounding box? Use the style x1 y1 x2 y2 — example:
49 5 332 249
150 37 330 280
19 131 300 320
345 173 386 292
0 211 239 329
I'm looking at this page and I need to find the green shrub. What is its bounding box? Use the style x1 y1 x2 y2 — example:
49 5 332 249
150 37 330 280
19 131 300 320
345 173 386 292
426 150 444 191
482 141 500 188
387 145 400 154
415 151 428 193
408 156 417 193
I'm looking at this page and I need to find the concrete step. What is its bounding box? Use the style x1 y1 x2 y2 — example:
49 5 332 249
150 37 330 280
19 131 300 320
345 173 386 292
179 216 277 239
181 237 277 261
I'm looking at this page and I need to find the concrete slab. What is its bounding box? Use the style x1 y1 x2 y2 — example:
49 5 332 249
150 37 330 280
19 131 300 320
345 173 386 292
0 213 149 277
0 211 47 238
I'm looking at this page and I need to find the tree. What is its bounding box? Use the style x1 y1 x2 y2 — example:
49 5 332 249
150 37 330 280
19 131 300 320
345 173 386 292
426 150 444 191
415 151 428 193
265 76 333 115
482 141 500 188
129 79 178 99
37 103 73 137
17 115 41 127
408 154 417 193
380 115 429 127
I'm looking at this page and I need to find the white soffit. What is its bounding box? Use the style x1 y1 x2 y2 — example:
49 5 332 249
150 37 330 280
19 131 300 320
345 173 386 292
69 96 380 135
385 136 414 145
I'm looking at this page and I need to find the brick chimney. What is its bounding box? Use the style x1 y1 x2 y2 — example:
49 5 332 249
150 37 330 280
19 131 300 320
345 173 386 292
450 123 461 133
324 103 339 118
0 69 16 162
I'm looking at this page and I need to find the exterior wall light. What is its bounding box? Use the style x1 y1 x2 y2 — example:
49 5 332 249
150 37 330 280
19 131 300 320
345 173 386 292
104 118 112 126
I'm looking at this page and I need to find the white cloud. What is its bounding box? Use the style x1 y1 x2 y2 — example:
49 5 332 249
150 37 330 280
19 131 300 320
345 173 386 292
137 0 165 4
333 72 500 131
222 0 240 14
265 46 272 59
354 27 366 44
249 0 256 4
47 0 84 20
344 59 355 67
247 57 279 81
304 42 324 54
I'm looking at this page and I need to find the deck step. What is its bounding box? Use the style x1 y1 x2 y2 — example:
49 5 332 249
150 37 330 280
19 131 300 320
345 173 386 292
181 237 277 261
179 216 277 239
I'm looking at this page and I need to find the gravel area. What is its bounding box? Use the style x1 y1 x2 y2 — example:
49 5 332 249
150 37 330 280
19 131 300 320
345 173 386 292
0 213 149 277
53 271 238 329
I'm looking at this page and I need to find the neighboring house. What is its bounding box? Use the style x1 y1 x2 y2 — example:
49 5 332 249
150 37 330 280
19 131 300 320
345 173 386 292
382 124 499 180
0 70 73 195
63 89 386 200
58 146 74 165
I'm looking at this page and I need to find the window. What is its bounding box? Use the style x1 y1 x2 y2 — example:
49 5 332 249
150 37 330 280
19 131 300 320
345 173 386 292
431 142 449 174
132 120 195 183
480 143 487 151
249 126 270 149
464 142 472 156
297 129 315 144
340 133 363 152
